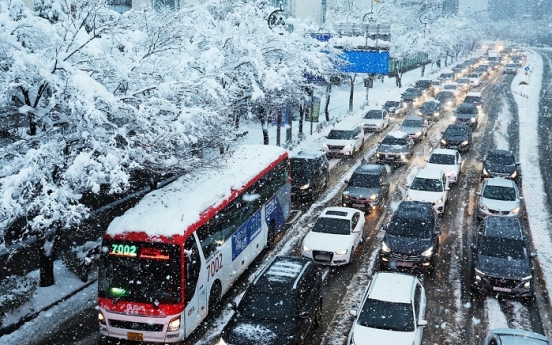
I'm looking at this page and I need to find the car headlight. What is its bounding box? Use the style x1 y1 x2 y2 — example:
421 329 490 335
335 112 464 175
300 183 310 190
446 101 453 105
344 144 352 149
406 195 412 201
440 139 447 145
417 111 422 115
470 117 476 123
421 246 433 257
475 267 486 278
480 204 488 211
415 131 422 136
376 122 382 127
451 116 457 121
523 281 531 289
511 206 520 214
381 242 391 253
510 171 518 179
461 141 469 146
335 249 348 255
343 194 350 200
483 168 489 176
98 311 106 325
369 194 378 201
376 153 381 158
522 275 533 281
168 316 181 332
434 112 440 117
322 143 328 148
216 338 228 345
303 245 312 252
435 198 443 204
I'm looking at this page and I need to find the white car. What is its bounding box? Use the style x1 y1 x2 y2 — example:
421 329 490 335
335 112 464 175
362 109 390 132
347 272 427 345
425 148 463 184
302 207 365 265
477 178 522 220
323 121 365 157
406 168 450 214
467 72 482 87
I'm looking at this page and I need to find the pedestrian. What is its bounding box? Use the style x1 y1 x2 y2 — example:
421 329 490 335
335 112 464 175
436 59 441 68
397 74 402 88
395 74 400 87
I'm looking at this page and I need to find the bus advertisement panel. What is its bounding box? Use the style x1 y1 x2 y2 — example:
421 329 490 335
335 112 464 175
97 145 290 343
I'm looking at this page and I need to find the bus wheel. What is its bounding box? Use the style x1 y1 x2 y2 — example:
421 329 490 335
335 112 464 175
267 221 276 248
208 281 222 315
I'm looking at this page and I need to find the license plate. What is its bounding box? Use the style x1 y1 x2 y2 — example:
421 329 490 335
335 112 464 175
353 203 365 208
397 261 413 267
493 286 512 293
127 332 144 341
315 254 331 261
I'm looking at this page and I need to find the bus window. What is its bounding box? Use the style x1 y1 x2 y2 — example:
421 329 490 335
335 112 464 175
184 235 201 305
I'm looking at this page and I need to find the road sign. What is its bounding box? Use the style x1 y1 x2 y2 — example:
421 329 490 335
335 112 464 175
524 66 530 72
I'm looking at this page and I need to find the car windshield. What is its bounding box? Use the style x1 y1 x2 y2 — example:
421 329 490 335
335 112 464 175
328 130 354 140
410 177 443 192
381 136 407 146
487 152 515 165
357 298 414 332
415 81 431 88
436 92 454 101
440 73 454 79
290 160 313 176
364 110 383 119
444 85 458 90
387 218 431 238
349 173 380 188
239 289 295 323
421 102 438 111
482 185 517 201
446 126 469 136
468 73 479 78
457 79 469 84
428 154 455 165
464 96 481 103
311 217 351 235
506 64 518 68
496 335 548 345
401 119 423 128
98 241 182 305
456 106 476 114
479 237 527 260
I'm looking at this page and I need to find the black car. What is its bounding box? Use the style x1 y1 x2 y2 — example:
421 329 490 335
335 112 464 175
418 100 445 121
382 100 403 115
440 124 472 152
471 217 537 299
482 149 521 182
375 131 414 165
401 87 424 104
414 79 435 97
435 90 457 108
342 164 390 212
379 201 441 272
453 102 480 130
219 256 322 345
290 151 330 201
463 92 484 108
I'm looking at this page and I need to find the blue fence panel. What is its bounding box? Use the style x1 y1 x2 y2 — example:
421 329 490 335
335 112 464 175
337 50 389 74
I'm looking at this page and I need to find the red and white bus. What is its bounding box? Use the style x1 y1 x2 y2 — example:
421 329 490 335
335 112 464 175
97 145 290 343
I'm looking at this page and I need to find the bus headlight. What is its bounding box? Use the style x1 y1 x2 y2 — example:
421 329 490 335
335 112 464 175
98 311 106 325
168 315 181 332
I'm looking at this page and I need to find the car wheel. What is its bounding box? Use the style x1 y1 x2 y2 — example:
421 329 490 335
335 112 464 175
348 247 355 264
360 138 365 149
314 297 323 328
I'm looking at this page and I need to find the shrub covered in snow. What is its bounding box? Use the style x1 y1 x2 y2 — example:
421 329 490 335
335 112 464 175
0 275 38 324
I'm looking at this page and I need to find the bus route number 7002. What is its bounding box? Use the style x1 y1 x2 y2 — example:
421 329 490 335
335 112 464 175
207 253 224 281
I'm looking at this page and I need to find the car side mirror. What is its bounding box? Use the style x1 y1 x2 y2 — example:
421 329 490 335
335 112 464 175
445 187 450 191
519 196 524 200
344 179 349 183
229 301 237 311
434 229 441 236
349 310 358 317
531 251 538 259
516 161 520 165
476 191 481 196
418 319 428 327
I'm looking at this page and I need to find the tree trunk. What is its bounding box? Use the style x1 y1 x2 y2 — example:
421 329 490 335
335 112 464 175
259 107 269 145
298 105 304 135
276 110 281 146
325 83 331 122
39 228 61 287
286 103 292 144
348 74 356 113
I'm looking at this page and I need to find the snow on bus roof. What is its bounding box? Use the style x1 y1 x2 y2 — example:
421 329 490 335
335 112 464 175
106 145 288 238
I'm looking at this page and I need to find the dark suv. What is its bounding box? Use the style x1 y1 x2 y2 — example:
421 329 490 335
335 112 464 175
482 149 521 182
440 124 472 152
471 217 537 299
415 79 435 97
219 256 323 345
290 151 330 201
453 102 480 130
379 201 441 272
342 164 390 212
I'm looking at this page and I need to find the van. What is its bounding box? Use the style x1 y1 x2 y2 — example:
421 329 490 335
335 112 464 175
323 121 365 157
290 151 330 201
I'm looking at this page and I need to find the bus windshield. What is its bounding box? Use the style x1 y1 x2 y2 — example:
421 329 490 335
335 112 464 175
98 240 182 305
